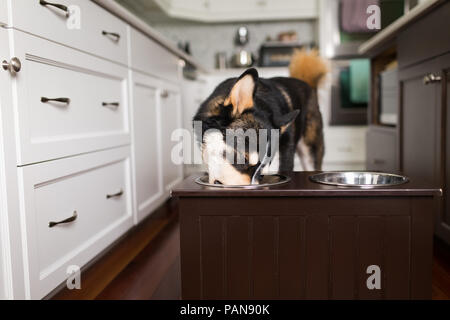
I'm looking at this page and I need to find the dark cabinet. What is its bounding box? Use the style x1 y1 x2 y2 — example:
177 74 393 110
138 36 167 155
442 63 450 243
399 58 442 186
395 1 450 245
399 52 450 244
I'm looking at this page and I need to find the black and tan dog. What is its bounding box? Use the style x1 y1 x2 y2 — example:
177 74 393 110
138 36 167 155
194 50 327 185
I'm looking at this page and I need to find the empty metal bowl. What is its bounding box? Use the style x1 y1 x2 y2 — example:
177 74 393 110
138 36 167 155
195 174 291 189
309 171 408 188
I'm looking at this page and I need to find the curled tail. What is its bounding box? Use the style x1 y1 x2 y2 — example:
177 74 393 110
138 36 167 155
289 49 328 89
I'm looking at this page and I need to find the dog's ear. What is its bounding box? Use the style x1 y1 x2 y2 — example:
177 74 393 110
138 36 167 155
276 110 300 134
224 68 258 116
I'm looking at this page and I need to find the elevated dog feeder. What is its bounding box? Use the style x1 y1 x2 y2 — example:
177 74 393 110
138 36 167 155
172 172 441 299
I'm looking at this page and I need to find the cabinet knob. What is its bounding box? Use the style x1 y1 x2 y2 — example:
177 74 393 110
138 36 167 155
161 90 169 98
2 57 22 73
423 73 441 85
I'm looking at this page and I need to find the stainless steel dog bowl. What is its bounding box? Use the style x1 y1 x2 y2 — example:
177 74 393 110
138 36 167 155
195 174 291 189
309 171 408 188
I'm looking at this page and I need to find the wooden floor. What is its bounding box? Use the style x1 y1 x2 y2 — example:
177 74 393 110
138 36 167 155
54 200 450 300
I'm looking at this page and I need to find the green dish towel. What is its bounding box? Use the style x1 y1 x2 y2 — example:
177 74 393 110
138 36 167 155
349 59 370 104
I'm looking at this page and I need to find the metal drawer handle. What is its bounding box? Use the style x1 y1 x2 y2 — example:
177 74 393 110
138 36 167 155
49 211 77 228
423 73 442 85
102 102 120 109
2 57 22 73
106 189 123 199
102 31 121 42
41 97 71 104
39 0 69 17
161 90 169 98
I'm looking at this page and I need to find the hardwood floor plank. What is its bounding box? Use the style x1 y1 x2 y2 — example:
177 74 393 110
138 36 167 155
96 221 180 300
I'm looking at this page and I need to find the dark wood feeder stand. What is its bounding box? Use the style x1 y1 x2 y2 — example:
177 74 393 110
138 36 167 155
172 172 441 300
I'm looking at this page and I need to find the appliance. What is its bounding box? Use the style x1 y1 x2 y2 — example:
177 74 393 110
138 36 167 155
258 41 306 67
231 26 253 67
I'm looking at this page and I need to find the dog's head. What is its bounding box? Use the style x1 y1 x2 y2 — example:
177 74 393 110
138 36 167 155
194 68 299 185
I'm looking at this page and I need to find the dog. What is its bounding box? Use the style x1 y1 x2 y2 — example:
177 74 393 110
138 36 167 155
193 49 327 185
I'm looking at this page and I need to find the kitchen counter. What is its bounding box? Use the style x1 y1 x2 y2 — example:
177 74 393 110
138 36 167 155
359 0 444 55
93 0 209 73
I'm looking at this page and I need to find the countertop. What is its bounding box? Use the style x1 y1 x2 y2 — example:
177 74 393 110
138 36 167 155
172 172 442 198
358 0 444 55
92 0 209 73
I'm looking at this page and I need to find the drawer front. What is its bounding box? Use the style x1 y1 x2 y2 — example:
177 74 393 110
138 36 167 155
366 127 398 172
12 30 130 165
130 28 179 82
9 0 128 65
20 147 133 299
323 128 366 164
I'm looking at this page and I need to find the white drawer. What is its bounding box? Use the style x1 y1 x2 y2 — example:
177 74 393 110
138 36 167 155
130 28 179 82
323 127 367 164
8 0 128 65
12 30 130 165
20 147 133 299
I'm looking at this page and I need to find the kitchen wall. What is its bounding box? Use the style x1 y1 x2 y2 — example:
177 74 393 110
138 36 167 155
150 20 317 69
115 0 317 70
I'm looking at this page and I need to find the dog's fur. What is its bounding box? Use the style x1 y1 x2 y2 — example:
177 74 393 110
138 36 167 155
194 49 327 185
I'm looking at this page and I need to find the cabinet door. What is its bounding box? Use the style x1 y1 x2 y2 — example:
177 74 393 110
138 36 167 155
0 26 10 300
440 54 450 244
0 28 26 299
399 59 442 186
0 2 8 26
131 72 164 222
160 83 183 192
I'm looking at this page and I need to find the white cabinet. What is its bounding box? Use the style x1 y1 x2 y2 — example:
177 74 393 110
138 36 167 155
9 0 129 65
130 72 183 222
154 0 318 22
20 147 133 299
0 27 10 300
160 82 183 192
0 27 27 300
1 2 185 299
130 72 164 222
129 28 179 82
0 3 8 26
181 77 209 175
11 30 130 165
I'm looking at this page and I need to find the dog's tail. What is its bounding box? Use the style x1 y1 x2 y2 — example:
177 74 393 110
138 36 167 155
289 49 328 89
